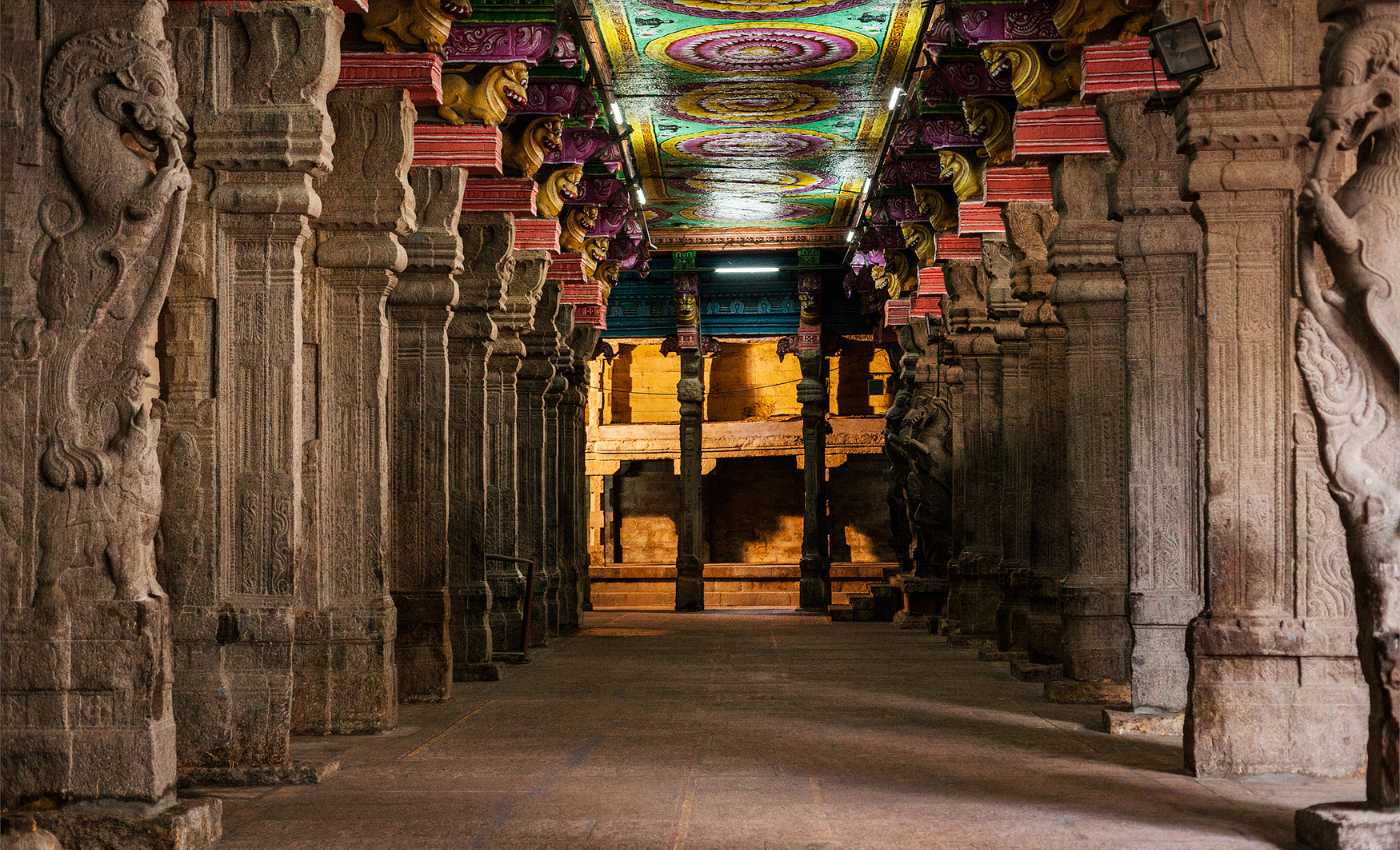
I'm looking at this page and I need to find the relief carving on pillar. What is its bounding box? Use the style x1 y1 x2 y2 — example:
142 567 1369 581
22 17 191 607
1297 0 1400 810
1004 202 1061 326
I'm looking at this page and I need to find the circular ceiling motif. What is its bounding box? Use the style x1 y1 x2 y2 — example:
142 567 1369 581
645 24 877 76
639 0 872 20
661 128 840 161
679 199 826 223
668 82 842 125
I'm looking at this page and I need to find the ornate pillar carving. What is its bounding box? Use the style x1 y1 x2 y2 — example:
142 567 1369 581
389 165 464 703
1295 1 1400 841
547 303 578 632
160 0 337 783
1100 93 1205 716
944 260 1003 638
673 268 706 611
1165 0 1367 779
485 250 547 655
1 0 216 840
447 212 511 681
1047 154 1131 702
1004 201 1069 664
297 86 415 734
796 269 829 611
518 278 561 645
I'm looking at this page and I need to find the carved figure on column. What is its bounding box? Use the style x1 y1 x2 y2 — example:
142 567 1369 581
1295 0 1400 836
964 97 1014 166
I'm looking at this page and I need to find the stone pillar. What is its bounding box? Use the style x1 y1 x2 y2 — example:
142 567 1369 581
447 213 511 681
485 251 546 655
389 165 464 703
0 0 217 841
296 87 415 734
154 0 337 784
519 279 561 646
1046 155 1131 702
1167 0 1366 778
1100 93 1205 716
797 351 829 611
568 325 602 616
673 269 706 611
548 304 579 632
1004 202 1070 665
945 260 1003 638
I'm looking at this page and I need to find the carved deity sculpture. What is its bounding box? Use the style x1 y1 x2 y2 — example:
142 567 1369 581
900 221 939 266
915 187 959 231
27 22 191 607
981 43 1081 109
504 115 564 179
560 205 598 252
887 387 954 577
939 150 983 202
1296 0 1400 816
537 164 583 218
963 97 1014 166
364 0 472 55
439 63 530 126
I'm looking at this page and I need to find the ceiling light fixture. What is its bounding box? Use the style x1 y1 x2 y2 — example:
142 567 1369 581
887 86 904 110
634 186 647 205
860 177 872 195
845 229 856 243
609 100 625 125
715 266 780 275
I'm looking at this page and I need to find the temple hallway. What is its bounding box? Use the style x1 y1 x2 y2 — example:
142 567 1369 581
204 612 1364 850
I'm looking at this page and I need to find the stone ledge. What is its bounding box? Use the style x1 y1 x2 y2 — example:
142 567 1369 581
1044 678 1131 707
1102 709 1184 737
1297 803 1400 850
5 798 221 850
178 757 340 789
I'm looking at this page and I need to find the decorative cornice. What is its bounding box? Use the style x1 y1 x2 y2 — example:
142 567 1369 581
445 23 554 64
544 127 624 166
519 78 598 119
651 227 849 252
949 1 1060 44
550 253 587 283
337 52 444 105
1080 37 1177 101
413 124 502 171
461 177 538 214
891 115 983 154
871 195 925 224
920 52 1013 99
1013 105 1110 157
514 216 560 251
879 156 947 188
985 165 1053 203
958 202 1007 236
937 233 983 261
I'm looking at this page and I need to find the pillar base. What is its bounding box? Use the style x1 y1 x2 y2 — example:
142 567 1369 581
945 551 1003 637
1044 678 1131 707
4 797 222 850
798 556 830 612
1102 708 1184 736
892 576 947 631
454 662 502 682
676 557 705 611
178 756 340 788
292 602 398 735
1297 803 1400 850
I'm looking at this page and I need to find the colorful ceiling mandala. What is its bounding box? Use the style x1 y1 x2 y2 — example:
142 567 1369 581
592 0 929 249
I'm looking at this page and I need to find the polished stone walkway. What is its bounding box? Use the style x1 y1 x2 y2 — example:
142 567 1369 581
208 611 1363 849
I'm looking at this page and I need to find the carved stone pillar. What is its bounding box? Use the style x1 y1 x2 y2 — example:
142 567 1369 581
567 325 602 617
673 270 706 611
518 279 561 645
945 260 1003 638
151 0 338 786
548 304 579 632
1047 155 1131 702
0 0 218 841
296 87 415 734
796 269 829 611
1100 93 1205 716
1004 201 1069 664
485 251 546 655
389 165 464 703
447 213 511 681
1164 0 1366 779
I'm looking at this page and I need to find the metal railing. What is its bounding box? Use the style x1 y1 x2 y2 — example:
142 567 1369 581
485 553 537 660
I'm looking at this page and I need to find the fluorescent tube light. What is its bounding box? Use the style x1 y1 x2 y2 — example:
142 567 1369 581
714 266 780 275
609 101 625 125
860 177 872 194
846 229 856 243
634 187 647 205
888 86 903 110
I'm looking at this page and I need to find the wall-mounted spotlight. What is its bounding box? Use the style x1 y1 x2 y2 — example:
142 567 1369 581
1144 18 1225 111
887 86 904 111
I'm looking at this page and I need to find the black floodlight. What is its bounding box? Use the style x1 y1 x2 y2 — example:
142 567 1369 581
1147 18 1225 81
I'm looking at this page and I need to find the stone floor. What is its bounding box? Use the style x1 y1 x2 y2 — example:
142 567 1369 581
203 610 1364 849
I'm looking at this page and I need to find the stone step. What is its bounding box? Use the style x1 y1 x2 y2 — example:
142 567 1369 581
828 604 855 622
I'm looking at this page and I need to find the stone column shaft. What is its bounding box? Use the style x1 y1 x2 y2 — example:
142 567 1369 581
519 279 561 645
548 304 578 631
798 351 830 611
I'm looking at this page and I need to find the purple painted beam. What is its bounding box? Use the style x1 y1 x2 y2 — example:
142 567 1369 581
890 116 983 154
445 23 554 64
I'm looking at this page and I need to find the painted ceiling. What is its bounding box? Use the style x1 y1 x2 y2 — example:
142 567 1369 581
591 0 930 250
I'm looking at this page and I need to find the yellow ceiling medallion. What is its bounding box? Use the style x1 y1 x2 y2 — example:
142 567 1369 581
962 98 1014 166
938 150 982 202
980 43 1082 109
683 169 825 195
673 82 841 125
645 23 877 77
661 128 843 162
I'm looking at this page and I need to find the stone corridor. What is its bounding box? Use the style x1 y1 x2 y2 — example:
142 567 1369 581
203 611 1360 850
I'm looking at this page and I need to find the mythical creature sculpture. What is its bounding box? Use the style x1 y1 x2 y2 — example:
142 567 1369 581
1052 0 1131 43
1296 2 1400 811
938 150 982 202
364 0 472 55
871 251 917 299
963 97 1014 166
798 290 821 325
537 164 583 218
981 43 1081 109
581 236 611 278
900 221 938 266
915 187 958 231
593 260 620 307
29 24 191 606
1003 202 1060 325
675 291 700 327
504 114 563 179
560 205 598 252
438 62 529 126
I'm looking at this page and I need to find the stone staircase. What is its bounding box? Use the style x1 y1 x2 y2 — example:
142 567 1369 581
590 562 895 609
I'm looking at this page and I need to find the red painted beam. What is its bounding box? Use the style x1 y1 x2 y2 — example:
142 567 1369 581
1080 37 1178 101
883 298 912 328
1013 106 1110 157
550 253 588 284
936 233 983 262
958 202 1006 236
412 124 502 172
337 52 443 105
984 166 1053 204
460 178 537 215
514 216 560 252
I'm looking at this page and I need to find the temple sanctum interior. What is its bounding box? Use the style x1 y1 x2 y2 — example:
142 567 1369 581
3 0 1400 849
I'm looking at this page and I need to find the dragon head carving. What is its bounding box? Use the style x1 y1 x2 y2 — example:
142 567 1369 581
900 221 938 267
938 150 981 202
438 62 530 126
962 97 1014 166
538 164 584 218
505 114 564 178
560 205 599 252
364 0 473 55
871 251 916 299
914 188 958 231
1310 15 1400 152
